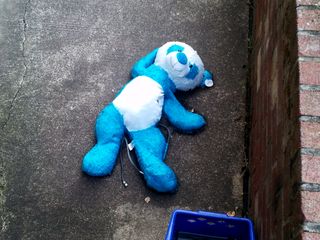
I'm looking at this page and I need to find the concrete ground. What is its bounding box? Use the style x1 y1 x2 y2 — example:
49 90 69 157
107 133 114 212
0 0 248 239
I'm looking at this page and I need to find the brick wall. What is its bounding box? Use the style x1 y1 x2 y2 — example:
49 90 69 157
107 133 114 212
297 0 320 239
249 0 320 239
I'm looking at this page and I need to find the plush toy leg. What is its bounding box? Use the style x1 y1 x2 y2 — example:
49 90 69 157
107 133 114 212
82 104 124 176
129 127 178 192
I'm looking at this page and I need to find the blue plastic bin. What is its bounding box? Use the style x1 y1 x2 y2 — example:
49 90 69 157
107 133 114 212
165 210 255 240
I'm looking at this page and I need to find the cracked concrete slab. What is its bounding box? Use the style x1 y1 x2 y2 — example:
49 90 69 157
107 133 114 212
0 0 248 239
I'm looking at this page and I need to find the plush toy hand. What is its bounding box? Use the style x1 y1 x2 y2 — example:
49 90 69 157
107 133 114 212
131 48 158 79
164 91 206 133
201 70 215 88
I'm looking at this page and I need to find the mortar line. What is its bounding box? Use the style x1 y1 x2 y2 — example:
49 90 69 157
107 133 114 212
300 84 320 91
299 56 320 62
300 182 320 192
301 147 320 156
300 115 320 122
297 5 320 10
303 221 320 233
298 30 320 36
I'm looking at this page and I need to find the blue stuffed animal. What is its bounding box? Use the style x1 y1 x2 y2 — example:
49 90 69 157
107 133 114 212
82 41 214 192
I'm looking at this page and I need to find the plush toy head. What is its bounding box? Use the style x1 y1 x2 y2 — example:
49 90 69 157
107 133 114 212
154 41 213 91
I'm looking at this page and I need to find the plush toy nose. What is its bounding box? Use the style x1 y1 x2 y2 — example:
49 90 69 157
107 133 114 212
176 52 188 65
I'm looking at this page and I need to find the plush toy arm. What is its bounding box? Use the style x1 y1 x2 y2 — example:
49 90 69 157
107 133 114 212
200 70 215 88
163 90 206 133
131 48 159 78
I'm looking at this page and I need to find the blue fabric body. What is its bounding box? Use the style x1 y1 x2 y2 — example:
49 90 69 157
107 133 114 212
129 127 178 192
131 48 206 133
83 45 212 192
131 48 159 79
82 103 124 176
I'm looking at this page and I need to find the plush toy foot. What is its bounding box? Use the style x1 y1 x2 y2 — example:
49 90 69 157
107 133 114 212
82 104 124 176
130 126 178 193
83 143 120 176
142 158 178 193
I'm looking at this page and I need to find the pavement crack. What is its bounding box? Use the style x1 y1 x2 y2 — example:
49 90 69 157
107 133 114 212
1 0 30 131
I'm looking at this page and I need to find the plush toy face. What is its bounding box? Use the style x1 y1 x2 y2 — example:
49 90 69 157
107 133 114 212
154 42 205 91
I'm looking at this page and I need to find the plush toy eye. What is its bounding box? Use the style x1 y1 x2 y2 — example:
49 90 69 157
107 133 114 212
178 50 182 52
189 64 193 68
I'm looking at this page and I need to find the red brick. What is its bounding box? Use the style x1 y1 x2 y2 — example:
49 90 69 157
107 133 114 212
299 61 320 85
301 191 320 222
297 0 320 5
298 34 320 57
301 122 320 148
300 91 320 116
302 232 320 240
302 154 320 183
298 9 320 31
